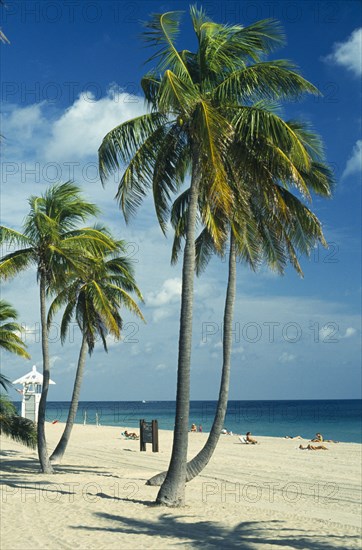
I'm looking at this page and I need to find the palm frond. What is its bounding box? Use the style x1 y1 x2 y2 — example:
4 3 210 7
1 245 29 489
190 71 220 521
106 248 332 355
98 113 166 184
195 227 218 275
152 125 189 233
0 395 37 448
142 11 192 81
115 124 168 221
214 60 320 103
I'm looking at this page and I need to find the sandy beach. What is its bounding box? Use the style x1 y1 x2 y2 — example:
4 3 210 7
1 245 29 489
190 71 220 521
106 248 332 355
1 423 361 549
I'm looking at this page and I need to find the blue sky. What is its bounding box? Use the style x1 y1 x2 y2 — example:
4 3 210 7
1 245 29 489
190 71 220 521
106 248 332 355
1 0 361 401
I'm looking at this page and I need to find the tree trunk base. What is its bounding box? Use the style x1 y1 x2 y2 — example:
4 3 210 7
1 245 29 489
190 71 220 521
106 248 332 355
156 475 186 506
155 494 185 507
40 463 54 474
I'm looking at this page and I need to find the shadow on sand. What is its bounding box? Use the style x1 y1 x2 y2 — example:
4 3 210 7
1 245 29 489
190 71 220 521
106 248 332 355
71 512 360 549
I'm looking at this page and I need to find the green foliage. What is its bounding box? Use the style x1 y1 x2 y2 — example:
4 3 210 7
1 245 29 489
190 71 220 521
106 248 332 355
0 394 37 449
47 237 144 354
0 300 30 359
0 182 115 290
98 5 329 255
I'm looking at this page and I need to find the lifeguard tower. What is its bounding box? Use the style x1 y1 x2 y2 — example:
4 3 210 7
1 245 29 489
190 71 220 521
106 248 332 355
13 365 55 423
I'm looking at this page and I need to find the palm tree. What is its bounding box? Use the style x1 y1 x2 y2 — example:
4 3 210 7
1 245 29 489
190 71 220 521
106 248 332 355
48 239 144 463
98 6 321 506
0 182 116 473
147 140 334 485
0 299 30 359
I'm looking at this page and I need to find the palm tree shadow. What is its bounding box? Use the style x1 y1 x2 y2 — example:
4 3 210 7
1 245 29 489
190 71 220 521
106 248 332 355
72 512 360 549
0 457 40 474
0 455 120 477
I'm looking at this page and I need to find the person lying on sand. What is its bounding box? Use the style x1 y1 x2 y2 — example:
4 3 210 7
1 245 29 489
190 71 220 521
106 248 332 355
284 435 302 439
246 432 258 444
299 444 328 451
123 430 139 440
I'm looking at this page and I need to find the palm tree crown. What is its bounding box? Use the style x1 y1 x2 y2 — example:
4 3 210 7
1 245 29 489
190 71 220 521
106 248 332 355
48 240 145 353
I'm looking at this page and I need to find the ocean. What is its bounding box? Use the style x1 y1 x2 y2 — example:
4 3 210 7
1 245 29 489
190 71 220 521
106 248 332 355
15 399 362 443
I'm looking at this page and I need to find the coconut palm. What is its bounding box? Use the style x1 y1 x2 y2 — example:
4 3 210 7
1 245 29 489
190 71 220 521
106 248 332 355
99 6 321 506
147 139 334 485
0 182 116 473
48 240 144 463
0 299 30 359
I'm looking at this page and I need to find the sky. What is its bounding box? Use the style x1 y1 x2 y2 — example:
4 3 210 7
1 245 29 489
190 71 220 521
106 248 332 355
0 0 361 402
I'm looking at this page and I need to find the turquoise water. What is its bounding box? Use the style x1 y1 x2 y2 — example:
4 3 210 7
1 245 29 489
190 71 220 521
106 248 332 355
16 399 361 443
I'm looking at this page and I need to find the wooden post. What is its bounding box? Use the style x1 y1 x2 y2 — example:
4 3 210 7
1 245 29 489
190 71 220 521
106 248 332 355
152 420 159 452
140 419 146 451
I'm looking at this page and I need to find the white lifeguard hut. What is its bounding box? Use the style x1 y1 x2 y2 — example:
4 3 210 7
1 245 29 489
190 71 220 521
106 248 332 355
13 365 56 423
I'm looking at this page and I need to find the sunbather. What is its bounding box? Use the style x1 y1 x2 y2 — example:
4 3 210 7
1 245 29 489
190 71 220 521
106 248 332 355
246 432 258 444
124 430 139 439
299 444 328 451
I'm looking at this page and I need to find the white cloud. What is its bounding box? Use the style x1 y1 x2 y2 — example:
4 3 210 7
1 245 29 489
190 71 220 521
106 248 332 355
324 28 362 76
232 346 245 355
2 87 146 164
342 327 357 339
342 140 362 179
279 352 296 364
4 103 46 139
146 278 182 307
44 88 146 162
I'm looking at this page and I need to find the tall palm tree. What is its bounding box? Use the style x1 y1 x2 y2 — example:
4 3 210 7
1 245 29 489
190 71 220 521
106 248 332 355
0 299 30 359
0 182 116 473
147 142 334 485
99 6 321 506
48 240 144 463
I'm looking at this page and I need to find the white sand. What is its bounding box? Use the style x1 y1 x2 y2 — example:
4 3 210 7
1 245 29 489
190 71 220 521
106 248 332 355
1 423 361 549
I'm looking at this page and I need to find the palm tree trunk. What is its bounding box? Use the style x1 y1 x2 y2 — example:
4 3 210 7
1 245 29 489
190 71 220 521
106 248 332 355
148 231 237 486
50 334 88 463
37 272 54 473
156 162 200 507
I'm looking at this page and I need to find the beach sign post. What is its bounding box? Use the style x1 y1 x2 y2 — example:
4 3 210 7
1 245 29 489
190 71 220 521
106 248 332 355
13 365 56 423
140 419 159 452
